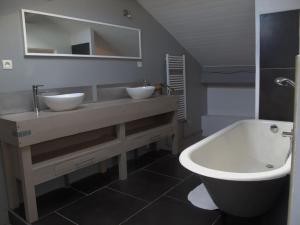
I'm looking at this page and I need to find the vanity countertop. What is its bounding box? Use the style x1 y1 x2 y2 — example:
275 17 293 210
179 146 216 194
0 95 177 122
0 95 178 147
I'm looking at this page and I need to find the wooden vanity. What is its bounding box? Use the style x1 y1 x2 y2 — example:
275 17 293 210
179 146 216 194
0 96 178 223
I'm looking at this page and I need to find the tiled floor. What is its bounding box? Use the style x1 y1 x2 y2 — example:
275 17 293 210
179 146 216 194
9 150 288 225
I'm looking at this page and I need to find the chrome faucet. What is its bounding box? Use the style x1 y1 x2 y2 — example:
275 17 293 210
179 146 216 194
143 79 149 87
160 83 175 95
32 85 44 114
274 77 295 161
282 129 293 162
274 77 295 88
282 131 293 138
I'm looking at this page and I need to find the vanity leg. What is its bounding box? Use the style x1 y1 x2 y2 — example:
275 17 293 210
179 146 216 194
118 153 127 180
1 143 20 209
18 146 38 223
117 124 127 180
172 134 179 155
171 116 179 155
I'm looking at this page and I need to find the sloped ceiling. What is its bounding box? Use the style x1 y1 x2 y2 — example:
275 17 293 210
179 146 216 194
137 0 255 66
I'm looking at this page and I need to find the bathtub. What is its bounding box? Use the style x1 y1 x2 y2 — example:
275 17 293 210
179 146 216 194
179 120 292 217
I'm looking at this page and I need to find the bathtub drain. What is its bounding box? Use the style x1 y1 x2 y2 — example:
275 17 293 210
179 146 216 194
266 164 274 169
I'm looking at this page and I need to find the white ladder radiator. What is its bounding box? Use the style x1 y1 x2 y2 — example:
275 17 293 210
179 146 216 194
166 54 187 121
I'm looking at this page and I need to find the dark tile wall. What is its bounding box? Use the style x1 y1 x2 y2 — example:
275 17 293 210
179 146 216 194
259 10 299 121
259 68 295 121
260 10 299 68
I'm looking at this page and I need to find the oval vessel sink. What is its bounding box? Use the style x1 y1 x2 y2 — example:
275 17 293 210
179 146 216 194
43 93 85 111
126 86 155 99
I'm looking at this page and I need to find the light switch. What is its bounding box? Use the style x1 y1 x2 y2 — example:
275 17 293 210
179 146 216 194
2 59 13 70
137 61 143 68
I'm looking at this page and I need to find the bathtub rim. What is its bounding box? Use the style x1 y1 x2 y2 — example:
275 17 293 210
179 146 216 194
179 119 292 182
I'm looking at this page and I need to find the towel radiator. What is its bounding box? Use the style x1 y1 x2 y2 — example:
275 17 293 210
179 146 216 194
166 54 187 121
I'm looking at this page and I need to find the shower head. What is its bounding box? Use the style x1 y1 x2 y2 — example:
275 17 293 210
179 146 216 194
274 77 295 88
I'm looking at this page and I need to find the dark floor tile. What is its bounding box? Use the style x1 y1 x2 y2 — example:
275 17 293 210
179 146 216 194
145 155 191 179
33 213 75 225
71 150 170 194
71 169 118 194
109 170 179 202
166 175 202 204
215 214 263 225
14 188 84 219
9 211 27 225
122 196 220 225
127 150 170 173
58 188 147 225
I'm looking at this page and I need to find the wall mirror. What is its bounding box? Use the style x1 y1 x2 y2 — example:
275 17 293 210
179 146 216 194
21 9 142 59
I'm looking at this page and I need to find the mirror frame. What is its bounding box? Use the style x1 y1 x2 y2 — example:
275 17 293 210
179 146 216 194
21 9 142 60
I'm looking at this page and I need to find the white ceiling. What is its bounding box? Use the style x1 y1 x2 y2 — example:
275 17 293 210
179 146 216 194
137 0 255 66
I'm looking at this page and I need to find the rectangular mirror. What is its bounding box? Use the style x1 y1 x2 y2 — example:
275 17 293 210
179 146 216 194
21 9 142 59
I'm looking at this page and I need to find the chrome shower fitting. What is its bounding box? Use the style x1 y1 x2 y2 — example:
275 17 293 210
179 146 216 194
274 77 295 88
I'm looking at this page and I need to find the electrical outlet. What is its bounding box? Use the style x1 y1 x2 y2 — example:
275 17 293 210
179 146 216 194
2 59 13 70
137 61 143 68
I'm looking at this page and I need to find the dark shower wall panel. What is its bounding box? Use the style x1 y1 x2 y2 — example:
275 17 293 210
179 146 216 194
260 10 299 68
259 10 299 122
259 68 295 121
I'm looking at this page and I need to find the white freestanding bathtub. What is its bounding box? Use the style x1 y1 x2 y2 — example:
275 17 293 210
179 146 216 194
180 120 292 217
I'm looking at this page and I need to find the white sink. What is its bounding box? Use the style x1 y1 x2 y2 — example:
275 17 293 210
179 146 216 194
126 86 155 99
42 93 85 111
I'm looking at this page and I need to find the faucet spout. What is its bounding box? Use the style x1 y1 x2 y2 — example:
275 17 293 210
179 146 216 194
282 130 293 162
32 85 44 114
282 131 293 138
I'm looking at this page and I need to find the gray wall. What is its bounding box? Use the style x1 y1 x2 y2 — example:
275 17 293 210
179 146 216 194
0 0 198 91
0 0 204 224
200 65 256 136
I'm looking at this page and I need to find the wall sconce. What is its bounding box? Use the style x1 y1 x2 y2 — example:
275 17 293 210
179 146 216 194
123 9 132 19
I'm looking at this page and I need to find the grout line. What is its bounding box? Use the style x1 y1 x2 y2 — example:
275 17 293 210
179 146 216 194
69 186 89 196
55 212 79 225
105 187 149 203
86 185 110 196
142 168 184 181
126 154 172 176
8 209 30 225
118 174 193 225
53 195 88 213
164 195 190 205
211 214 222 225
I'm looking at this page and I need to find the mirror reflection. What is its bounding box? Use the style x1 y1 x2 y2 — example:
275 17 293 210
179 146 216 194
23 10 142 59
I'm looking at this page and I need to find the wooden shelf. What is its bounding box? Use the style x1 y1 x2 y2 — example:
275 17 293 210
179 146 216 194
125 112 173 136
31 126 117 163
